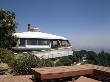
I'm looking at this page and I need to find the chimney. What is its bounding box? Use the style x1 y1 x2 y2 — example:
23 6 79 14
28 24 31 31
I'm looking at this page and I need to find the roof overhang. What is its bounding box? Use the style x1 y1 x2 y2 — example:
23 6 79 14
13 32 67 40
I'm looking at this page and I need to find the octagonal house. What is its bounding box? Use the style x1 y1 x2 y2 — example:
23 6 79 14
12 24 73 59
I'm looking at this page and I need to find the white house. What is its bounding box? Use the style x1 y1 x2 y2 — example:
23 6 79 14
12 24 73 59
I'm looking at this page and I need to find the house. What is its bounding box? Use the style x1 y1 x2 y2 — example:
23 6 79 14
12 24 73 59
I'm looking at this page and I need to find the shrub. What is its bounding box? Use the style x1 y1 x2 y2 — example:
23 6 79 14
0 48 14 64
10 53 55 75
10 53 41 75
55 56 72 66
45 59 54 67
55 61 64 66
37 58 54 67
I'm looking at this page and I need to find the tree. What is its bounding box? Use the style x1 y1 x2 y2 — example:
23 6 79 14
72 50 87 63
55 56 72 66
0 9 17 48
86 51 98 64
97 51 110 67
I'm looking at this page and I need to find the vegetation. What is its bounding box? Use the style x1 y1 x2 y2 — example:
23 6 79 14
0 48 14 64
10 53 40 74
97 51 110 66
72 50 110 67
86 51 98 64
71 50 87 64
0 49 55 75
55 56 72 66
37 58 54 67
0 48 14 74
0 9 17 48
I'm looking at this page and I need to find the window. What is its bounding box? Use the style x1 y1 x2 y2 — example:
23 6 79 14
27 39 50 45
51 40 60 48
61 40 70 47
19 39 25 46
27 39 37 45
38 40 50 45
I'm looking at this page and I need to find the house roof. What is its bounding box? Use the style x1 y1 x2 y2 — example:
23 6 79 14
13 31 67 40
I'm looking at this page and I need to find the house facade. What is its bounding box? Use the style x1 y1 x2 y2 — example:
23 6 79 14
12 24 73 58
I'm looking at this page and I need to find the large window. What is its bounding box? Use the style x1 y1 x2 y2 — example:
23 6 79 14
51 40 61 48
27 39 50 45
61 40 70 47
27 39 37 45
19 39 25 46
38 40 50 45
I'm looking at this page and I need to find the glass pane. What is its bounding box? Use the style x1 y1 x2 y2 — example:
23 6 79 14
51 40 59 48
19 39 25 46
27 39 50 45
61 40 70 47
38 40 50 45
27 39 37 45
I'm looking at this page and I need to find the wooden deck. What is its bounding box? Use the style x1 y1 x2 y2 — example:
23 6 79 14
31 65 94 82
31 64 110 82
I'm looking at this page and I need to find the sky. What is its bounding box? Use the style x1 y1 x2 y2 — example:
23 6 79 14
0 0 110 50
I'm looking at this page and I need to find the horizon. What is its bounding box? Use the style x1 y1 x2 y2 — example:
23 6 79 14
0 0 110 50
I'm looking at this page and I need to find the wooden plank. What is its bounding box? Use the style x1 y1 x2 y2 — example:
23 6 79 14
31 65 94 80
31 64 110 81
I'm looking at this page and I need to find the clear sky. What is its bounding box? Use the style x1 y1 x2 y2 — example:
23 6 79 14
0 0 110 50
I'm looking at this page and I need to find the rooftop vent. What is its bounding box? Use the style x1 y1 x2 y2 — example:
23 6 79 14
28 24 40 32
